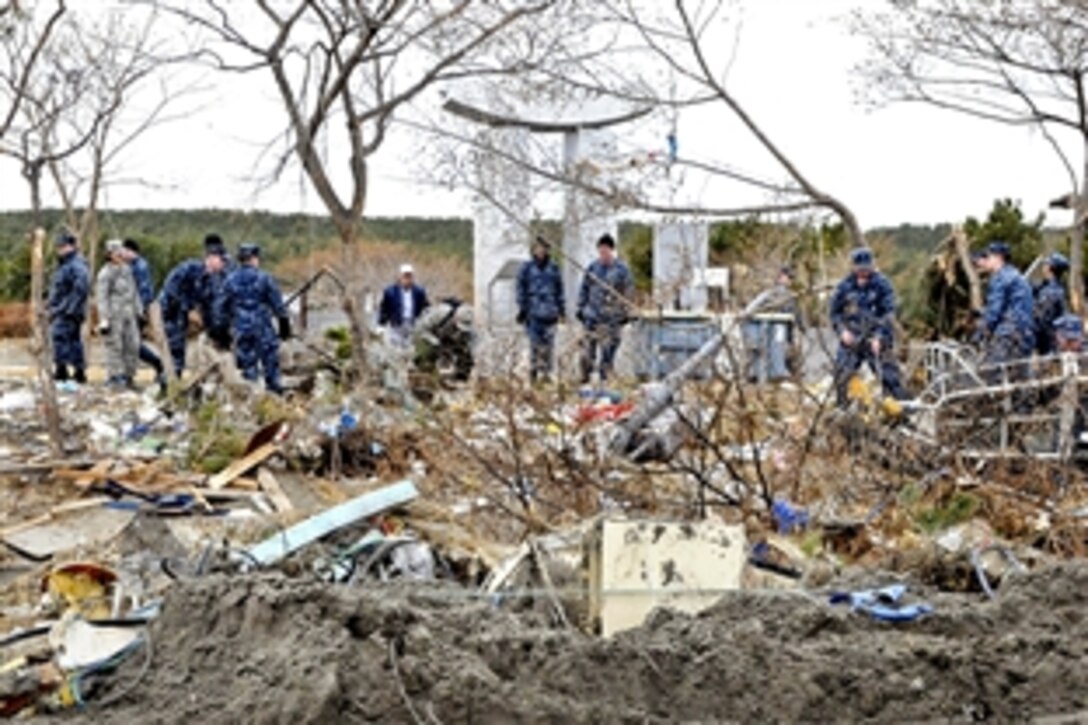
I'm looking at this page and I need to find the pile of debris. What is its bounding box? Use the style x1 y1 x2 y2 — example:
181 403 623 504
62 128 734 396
0 326 1087 718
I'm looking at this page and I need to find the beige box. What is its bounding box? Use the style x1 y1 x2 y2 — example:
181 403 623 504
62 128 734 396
586 519 745 637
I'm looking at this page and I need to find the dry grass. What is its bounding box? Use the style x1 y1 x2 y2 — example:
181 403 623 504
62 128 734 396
0 303 32 338
275 238 472 303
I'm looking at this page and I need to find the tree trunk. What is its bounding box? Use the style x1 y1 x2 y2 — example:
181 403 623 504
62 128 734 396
29 227 63 457
1072 144 1088 314
332 217 368 386
951 225 983 311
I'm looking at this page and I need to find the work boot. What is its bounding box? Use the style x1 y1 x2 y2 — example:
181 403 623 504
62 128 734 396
72 368 87 385
54 364 69 382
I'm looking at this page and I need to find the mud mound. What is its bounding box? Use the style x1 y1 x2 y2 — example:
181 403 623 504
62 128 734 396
87 564 1088 723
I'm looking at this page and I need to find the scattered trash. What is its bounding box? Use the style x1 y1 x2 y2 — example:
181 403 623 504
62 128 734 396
246 479 419 567
772 499 810 534
829 584 934 622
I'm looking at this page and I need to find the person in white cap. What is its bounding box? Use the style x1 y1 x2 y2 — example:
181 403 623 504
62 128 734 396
379 263 430 347
96 238 143 388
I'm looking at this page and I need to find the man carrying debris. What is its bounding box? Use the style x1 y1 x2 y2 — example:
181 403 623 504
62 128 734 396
517 237 565 383
379 263 430 348
122 239 166 386
158 240 227 376
829 247 909 406
96 239 142 389
1033 252 1069 356
217 243 290 394
577 233 633 383
47 231 89 384
974 241 1035 373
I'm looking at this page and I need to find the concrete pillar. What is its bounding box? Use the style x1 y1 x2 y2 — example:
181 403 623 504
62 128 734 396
474 126 532 330
653 221 709 312
562 128 619 320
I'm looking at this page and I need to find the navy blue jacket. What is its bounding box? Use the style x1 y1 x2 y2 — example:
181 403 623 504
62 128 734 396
829 271 897 343
1033 278 1067 355
218 265 287 338
158 259 210 321
517 257 565 324
130 255 155 308
48 252 90 321
577 259 633 325
983 264 1035 352
379 284 429 327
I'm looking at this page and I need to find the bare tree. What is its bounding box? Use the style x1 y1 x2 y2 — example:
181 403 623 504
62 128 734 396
149 0 574 250
854 0 1088 310
0 0 65 140
42 9 198 276
417 0 866 244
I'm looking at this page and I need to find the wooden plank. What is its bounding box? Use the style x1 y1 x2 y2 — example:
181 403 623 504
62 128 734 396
204 443 278 491
246 479 418 567
73 460 114 489
256 468 294 514
0 459 96 476
231 477 260 491
0 497 112 540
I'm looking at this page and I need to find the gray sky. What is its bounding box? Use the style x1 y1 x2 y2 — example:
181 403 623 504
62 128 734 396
0 0 1078 230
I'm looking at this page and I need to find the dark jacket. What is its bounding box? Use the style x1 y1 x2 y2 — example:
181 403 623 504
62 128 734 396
379 284 429 327
48 252 90 321
577 259 633 325
982 264 1035 353
517 257 565 324
829 271 897 343
130 255 155 309
218 265 287 338
1033 278 1067 355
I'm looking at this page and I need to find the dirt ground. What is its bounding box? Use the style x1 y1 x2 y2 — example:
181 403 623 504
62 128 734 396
66 562 1088 724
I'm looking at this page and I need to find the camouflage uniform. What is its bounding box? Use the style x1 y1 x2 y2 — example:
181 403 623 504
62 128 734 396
158 259 214 375
517 256 565 381
218 265 288 393
829 270 908 405
48 251 89 379
129 253 165 377
577 258 633 382
1033 277 1067 356
979 264 1035 368
96 262 142 383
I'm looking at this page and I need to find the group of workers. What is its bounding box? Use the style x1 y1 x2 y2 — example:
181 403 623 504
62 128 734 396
47 232 290 394
48 223 1083 399
829 242 1083 406
514 233 634 384
376 232 634 385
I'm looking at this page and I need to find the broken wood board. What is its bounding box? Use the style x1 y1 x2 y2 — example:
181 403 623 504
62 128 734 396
1 501 133 561
256 468 294 514
231 477 259 491
246 479 418 567
72 460 114 489
54 467 199 490
0 460 95 476
205 444 278 490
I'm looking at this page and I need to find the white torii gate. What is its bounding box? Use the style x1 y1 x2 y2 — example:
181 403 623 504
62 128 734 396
444 94 650 327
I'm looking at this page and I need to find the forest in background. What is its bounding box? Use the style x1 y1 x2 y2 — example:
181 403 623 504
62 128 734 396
0 204 1068 336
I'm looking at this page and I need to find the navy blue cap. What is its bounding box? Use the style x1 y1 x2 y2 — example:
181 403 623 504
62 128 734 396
1047 252 1070 273
985 241 1011 259
1054 314 1083 340
849 247 874 268
55 231 77 248
238 242 261 261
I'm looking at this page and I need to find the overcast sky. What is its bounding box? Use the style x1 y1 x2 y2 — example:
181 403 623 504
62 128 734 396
0 0 1078 230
